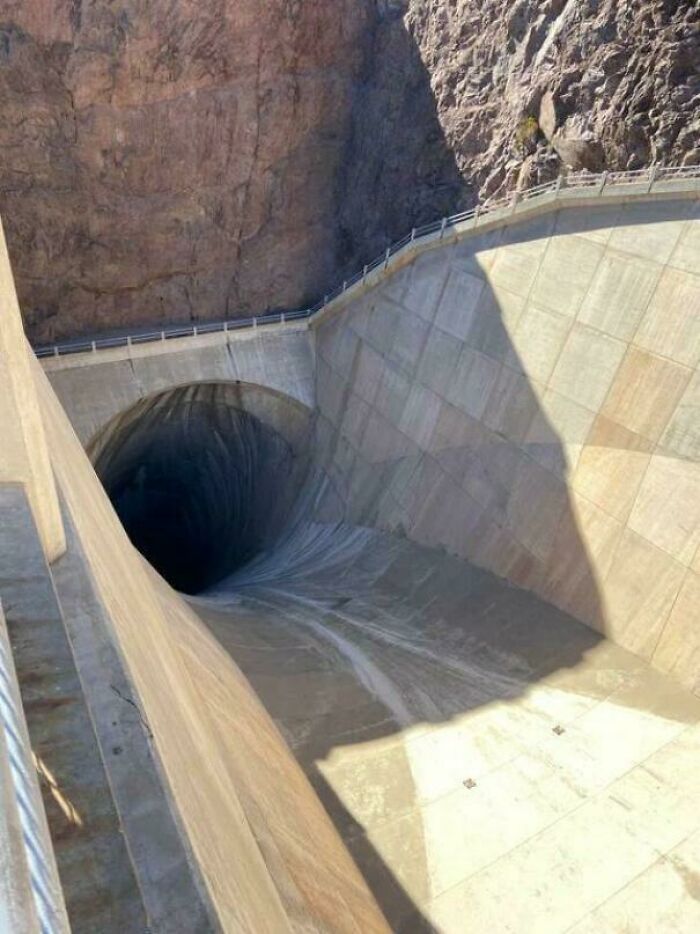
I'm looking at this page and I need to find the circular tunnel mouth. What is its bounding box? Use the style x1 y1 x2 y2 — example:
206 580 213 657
89 383 311 595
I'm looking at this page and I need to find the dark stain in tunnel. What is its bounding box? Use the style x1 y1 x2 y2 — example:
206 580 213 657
91 384 309 594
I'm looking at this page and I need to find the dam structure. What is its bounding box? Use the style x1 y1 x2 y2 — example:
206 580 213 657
1 168 700 932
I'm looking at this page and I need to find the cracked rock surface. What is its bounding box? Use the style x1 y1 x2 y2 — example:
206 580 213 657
0 0 371 341
341 0 699 266
0 0 697 342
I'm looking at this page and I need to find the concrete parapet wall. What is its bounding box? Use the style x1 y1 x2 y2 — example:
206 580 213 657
0 483 148 930
314 196 700 693
43 323 315 446
0 221 65 561
311 182 700 334
0 592 69 934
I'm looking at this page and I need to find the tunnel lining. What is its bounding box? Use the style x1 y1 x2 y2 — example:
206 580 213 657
88 382 312 594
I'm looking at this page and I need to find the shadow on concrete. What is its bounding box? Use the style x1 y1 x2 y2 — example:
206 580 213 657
189 195 697 927
88 198 699 930
196 530 605 930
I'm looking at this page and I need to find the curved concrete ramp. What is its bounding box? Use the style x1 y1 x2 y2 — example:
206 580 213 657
192 504 700 932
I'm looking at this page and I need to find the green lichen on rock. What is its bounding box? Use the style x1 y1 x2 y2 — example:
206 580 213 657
515 115 540 151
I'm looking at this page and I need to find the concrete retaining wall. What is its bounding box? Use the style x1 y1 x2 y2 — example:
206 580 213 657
43 323 315 446
314 197 700 693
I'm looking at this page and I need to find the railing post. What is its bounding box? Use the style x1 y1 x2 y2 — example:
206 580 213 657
555 174 565 195
193 325 198 337
280 312 285 323
91 340 97 352
598 170 608 195
161 330 166 341
473 205 481 227
253 317 258 329
342 279 347 291
324 294 329 306
510 191 520 215
384 247 390 269
647 164 657 192
410 227 416 243
223 321 229 333
440 217 447 239
362 265 368 284
53 346 59 357
127 335 132 347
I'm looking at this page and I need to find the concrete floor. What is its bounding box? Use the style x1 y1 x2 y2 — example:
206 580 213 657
196 520 700 933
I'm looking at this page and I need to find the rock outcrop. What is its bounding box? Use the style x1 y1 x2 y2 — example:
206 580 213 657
341 0 699 267
411 0 699 191
0 0 697 341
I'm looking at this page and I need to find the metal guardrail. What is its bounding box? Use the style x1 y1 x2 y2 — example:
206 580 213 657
33 164 700 360
0 601 70 933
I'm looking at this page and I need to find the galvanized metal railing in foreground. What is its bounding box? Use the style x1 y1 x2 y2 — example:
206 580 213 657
0 601 70 933
33 164 700 360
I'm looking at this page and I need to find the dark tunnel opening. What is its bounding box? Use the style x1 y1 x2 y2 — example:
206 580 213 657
89 383 311 595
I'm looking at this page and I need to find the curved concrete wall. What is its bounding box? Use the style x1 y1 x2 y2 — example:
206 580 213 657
313 197 700 692
25 190 699 929
40 192 699 695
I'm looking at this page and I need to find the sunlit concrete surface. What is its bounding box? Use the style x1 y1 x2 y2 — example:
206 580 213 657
0 219 64 561
31 361 389 931
195 516 700 932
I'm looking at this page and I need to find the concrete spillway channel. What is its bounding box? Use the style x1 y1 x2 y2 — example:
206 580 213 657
41 192 700 931
89 382 700 933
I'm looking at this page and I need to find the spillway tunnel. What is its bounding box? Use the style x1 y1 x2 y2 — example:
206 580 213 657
89 383 312 595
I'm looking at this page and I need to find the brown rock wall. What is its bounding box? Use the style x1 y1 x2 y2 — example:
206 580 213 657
0 1 372 341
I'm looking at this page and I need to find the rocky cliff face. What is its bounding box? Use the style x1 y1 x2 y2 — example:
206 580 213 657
412 0 699 191
0 0 372 341
1 0 697 342
340 0 699 269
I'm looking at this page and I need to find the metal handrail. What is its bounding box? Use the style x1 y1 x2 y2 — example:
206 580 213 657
33 163 700 360
0 601 70 933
